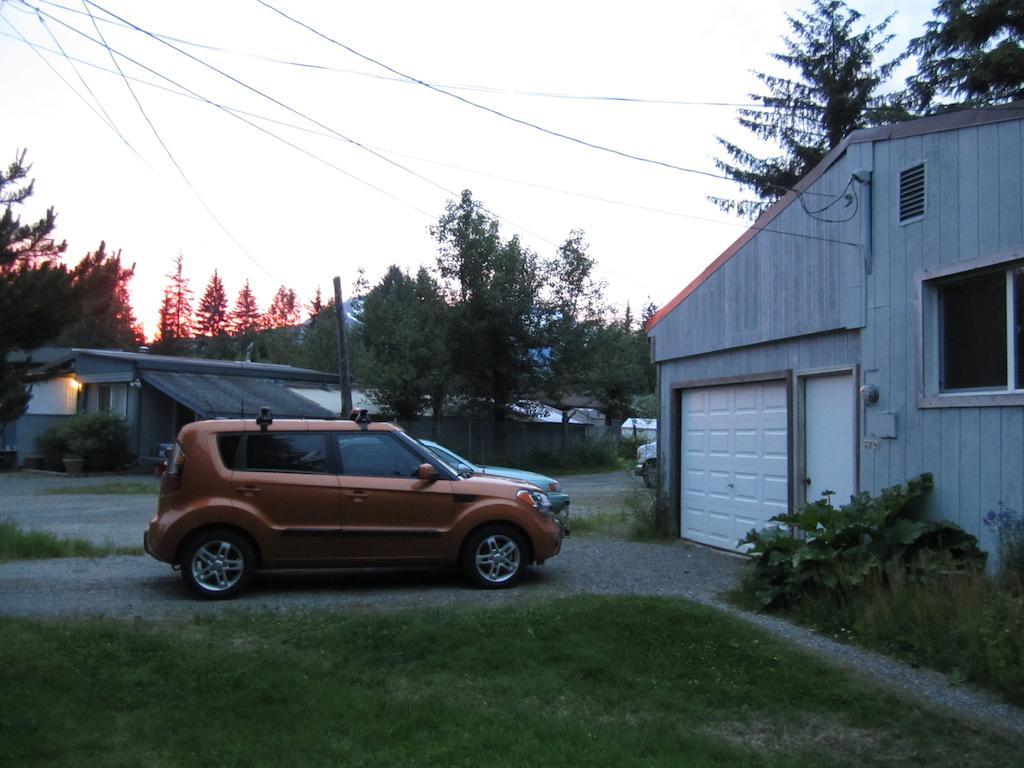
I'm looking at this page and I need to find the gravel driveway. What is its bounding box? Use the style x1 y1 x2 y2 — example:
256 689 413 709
2 470 1023 737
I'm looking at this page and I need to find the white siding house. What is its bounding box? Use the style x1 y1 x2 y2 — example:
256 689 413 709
646 103 1024 558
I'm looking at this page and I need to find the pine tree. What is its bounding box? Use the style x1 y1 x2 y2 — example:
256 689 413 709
306 286 323 321
154 253 193 350
58 241 144 349
265 285 300 329
230 280 262 336
0 149 77 424
195 270 228 338
908 0 1024 111
711 0 908 218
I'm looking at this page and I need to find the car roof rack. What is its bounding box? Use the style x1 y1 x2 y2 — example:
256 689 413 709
256 406 273 432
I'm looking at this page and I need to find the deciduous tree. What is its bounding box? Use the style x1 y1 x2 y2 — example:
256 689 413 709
432 190 543 424
264 285 301 329
359 265 451 424
539 230 604 446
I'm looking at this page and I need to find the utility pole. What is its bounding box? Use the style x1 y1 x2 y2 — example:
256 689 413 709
333 276 353 415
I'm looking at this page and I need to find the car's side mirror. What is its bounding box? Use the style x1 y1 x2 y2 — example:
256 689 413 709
416 463 441 482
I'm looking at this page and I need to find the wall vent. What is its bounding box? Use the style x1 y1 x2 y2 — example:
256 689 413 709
899 163 925 222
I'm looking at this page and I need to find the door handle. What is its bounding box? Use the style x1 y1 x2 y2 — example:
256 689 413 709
236 485 261 495
345 489 369 503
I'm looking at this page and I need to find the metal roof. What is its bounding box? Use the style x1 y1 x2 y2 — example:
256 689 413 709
140 371 337 419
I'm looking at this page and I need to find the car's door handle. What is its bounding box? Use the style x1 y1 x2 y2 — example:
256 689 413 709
235 485 261 496
345 489 369 503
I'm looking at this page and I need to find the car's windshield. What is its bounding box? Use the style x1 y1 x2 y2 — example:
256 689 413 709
419 441 478 478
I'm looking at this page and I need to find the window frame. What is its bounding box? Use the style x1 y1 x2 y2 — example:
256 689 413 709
917 249 1024 408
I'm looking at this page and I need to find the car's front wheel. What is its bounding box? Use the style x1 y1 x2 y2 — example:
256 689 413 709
463 526 527 589
180 529 255 600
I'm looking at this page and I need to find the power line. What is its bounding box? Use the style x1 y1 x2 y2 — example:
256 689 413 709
69 0 559 247
17 5 439 221
76 0 280 283
24 0 784 109
3 25 861 250
255 0 838 202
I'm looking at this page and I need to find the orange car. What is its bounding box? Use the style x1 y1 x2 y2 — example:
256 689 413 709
145 410 566 599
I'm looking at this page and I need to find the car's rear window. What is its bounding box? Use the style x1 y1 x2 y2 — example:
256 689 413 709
217 434 242 469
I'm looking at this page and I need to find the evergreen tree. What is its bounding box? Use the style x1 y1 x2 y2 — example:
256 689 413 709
0 149 77 424
300 298 339 373
195 270 228 338
230 280 262 336
264 285 301 328
711 0 907 218
908 0 1024 111
306 286 323 320
58 242 143 349
153 253 193 352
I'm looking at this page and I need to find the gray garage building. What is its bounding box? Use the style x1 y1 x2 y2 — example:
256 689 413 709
646 102 1024 558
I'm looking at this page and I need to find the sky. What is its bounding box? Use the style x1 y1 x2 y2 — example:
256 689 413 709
0 0 935 339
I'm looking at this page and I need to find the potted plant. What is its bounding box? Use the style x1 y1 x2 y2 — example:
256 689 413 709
62 455 85 475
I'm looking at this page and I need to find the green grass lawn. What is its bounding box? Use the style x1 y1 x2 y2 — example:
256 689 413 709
37 481 158 496
0 519 141 561
0 596 1017 767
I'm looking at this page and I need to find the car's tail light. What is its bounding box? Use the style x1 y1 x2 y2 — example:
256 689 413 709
548 481 559 492
161 442 185 494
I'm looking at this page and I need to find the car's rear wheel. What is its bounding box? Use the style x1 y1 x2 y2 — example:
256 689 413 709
180 529 255 600
463 526 527 589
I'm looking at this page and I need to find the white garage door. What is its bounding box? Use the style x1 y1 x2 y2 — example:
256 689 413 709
681 380 789 552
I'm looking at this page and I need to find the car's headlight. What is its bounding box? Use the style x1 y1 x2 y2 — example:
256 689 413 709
517 488 552 515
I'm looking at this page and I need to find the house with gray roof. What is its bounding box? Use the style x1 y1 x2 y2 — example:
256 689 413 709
646 102 1024 559
1 348 367 468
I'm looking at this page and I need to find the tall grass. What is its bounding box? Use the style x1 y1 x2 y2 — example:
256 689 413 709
571 483 666 540
0 519 140 561
771 572 1024 706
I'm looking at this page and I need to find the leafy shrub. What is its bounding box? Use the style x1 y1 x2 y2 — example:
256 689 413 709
523 435 620 472
619 434 651 460
984 505 1024 591
741 474 986 608
37 413 130 472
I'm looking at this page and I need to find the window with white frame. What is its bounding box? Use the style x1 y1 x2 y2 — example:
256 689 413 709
936 264 1023 393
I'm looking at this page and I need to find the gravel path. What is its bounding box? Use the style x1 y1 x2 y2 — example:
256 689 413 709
2 471 1023 738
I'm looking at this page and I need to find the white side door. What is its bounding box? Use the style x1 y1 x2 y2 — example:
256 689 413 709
803 372 856 506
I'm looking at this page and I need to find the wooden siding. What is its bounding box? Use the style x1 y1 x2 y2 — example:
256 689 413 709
863 118 1024 551
650 144 869 363
652 109 1024 553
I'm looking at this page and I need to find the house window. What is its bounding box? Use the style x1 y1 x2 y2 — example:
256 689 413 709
98 385 112 413
938 265 1023 392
